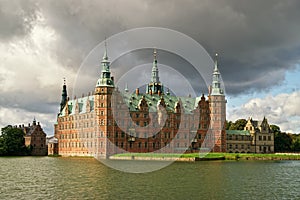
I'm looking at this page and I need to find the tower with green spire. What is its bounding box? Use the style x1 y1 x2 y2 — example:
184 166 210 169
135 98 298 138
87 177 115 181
96 43 114 87
94 45 115 158
211 53 224 95
209 53 227 152
146 49 164 95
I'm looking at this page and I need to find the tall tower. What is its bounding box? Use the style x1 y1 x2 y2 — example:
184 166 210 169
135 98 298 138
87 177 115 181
209 53 226 152
60 78 68 112
94 45 115 158
146 49 164 95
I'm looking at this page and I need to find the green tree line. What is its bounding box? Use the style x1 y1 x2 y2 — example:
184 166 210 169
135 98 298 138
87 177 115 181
0 125 32 156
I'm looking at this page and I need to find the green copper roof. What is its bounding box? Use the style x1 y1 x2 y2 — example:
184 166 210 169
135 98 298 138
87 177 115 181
226 130 250 135
121 92 199 114
59 95 94 117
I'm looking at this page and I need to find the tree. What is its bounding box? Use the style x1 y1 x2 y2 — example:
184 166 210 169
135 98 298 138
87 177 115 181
229 119 247 130
291 135 300 152
0 125 30 156
270 124 280 134
274 132 292 152
225 120 232 130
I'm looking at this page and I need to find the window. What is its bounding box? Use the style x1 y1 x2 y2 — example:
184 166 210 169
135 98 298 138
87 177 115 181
268 136 271 141
138 142 142 148
263 136 266 141
259 136 262 140
235 144 238 149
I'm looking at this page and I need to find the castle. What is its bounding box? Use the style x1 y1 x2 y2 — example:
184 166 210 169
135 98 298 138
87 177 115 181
50 48 273 157
15 119 47 156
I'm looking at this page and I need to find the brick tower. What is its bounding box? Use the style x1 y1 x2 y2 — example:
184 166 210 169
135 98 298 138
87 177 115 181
209 54 226 152
94 46 115 158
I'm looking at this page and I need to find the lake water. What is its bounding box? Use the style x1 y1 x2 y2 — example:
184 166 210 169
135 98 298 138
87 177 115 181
0 157 299 199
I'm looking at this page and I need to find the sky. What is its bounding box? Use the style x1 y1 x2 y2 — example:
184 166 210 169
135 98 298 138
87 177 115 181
0 0 300 134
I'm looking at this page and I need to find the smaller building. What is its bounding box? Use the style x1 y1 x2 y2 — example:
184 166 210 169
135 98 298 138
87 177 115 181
226 130 252 153
19 119 47 156
226 117 274 153
47 136 58 155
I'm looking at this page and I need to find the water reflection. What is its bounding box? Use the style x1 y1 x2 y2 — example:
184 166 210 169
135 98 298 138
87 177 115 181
0 157 299 199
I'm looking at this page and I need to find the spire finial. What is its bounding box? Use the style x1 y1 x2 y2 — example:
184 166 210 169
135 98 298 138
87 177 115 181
214 53 218 70
125 83 129 92
102 37 108 61
154 48 157 60
63 77 66 85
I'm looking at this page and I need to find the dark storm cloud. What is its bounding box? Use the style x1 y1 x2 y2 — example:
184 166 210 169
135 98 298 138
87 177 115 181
1 0 300 115
0 0 38 41
33 0 300 96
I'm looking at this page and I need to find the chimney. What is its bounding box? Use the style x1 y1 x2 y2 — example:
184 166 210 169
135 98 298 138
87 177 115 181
136 88 139 95
38 122 40 126
158 90 161 96
111 76 114 81
150 89 153 96
19 125 21 128
28 123 30 127
22 124 24 128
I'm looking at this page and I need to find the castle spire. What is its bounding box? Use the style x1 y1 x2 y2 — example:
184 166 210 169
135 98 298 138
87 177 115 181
211 53 224 96
146 49 164 94
33 117 36 126
151 49 160 83
96 41 114 87
60 78 68 112
214 53 218 71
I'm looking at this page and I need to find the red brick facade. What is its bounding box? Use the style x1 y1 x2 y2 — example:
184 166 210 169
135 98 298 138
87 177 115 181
54 50 227 158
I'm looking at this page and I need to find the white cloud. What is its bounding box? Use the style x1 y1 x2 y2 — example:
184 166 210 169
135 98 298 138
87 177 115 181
0 12 77 132
0 106 56 135
228 91 300 133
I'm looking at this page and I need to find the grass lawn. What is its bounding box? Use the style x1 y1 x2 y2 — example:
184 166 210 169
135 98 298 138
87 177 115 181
112 152 300 160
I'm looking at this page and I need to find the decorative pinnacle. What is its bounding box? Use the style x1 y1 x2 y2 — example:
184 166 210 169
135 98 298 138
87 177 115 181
214 53 218 71
63 77 66 85
102 38 108 61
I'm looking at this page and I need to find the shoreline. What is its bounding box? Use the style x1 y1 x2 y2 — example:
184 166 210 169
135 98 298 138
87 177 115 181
109 153 300 162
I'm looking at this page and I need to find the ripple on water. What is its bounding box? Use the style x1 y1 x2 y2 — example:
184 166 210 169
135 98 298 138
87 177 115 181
0 158 299 200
